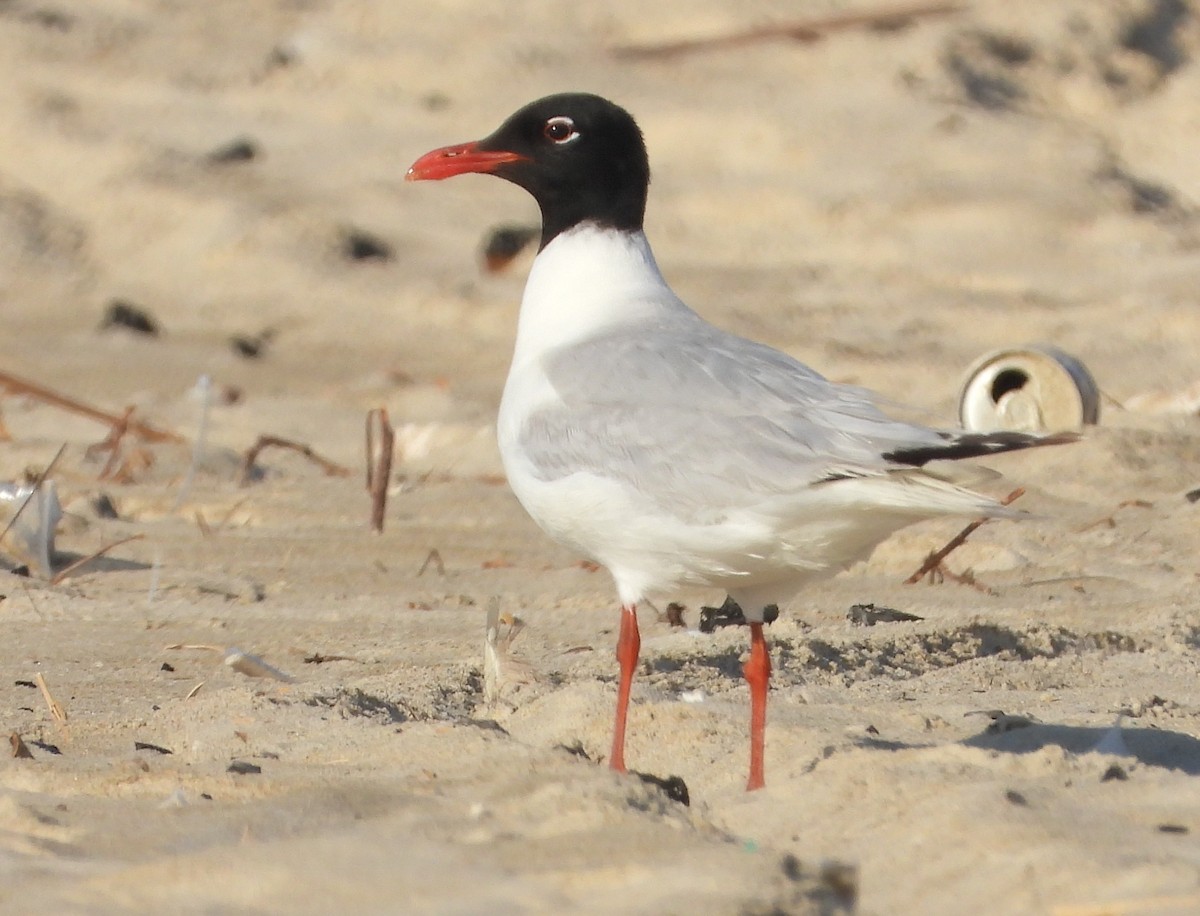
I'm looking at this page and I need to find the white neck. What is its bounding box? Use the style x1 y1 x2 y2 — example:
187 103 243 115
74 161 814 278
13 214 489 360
510 226 691 367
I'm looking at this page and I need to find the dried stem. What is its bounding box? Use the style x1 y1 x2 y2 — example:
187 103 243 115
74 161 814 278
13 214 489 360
366 407 395 533
904 488 1025 585
50 534 146 585
34 672 69 738
417 548 445 577
239 435 352 486
612 1 963 60
87 406 135 479
0 369 182 443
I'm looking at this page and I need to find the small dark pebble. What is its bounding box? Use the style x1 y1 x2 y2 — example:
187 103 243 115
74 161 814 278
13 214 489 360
206 137 259 164
664 602 687 628
1158 823 1189 834
266 45 295 68
200 792 213 800
11 566 30 578
557 741 592 761
91 493 120 519
342 228 393 262
134 741 173 755
31 740 62 755
227 760 262 775
230 334 267 359
633 770 690 806
780 853 803 882
847 603 924 626
481 224 539 273
100 299 160 336
1004 789 1028 806
421 92 451 112
1101 764 1128 782
27 8 72 31
818 861 859 906
1186 487 1200 504
699 596 779 633
15 680 37 689
159 662 175 673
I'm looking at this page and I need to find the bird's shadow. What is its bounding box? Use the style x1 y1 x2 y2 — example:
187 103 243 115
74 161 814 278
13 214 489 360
855 722 1200 776
964 722 1200 775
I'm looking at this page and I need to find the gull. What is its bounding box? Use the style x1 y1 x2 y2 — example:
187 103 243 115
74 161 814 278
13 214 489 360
407 93 1073 790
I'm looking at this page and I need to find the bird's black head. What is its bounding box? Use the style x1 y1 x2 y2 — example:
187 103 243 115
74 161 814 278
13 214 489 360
407 93 650 249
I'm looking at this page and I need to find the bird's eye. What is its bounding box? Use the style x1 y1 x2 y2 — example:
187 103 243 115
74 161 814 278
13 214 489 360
543 116 579 144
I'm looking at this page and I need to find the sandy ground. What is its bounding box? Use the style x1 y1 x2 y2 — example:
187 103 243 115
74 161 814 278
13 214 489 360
3 1 1200 913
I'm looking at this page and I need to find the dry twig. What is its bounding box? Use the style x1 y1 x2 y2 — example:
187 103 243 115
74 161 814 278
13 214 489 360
1075 499 1154 533
238 434 352 486
1052 895 1200 916
417 548 445 577
34 672 68 734
85 406 136 479
10 732 34 759
50 534 146 585
904 488 1025 586
0 369 182 443
612 1 963 60
366 407 395 533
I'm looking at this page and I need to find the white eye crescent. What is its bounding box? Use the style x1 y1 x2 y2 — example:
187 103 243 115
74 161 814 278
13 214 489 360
543 116 579 144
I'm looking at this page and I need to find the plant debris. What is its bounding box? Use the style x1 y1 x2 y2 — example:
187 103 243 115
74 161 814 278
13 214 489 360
50 534 145 585
34 672 68 736
9 732 34 759
633 770 690 806
480 223 538 272
366 407 395 533
847 603 924 626
484 598 535 707
417 548 445 576
239 434 352 485
612 1 963 60
303 652 356 664
341 228 392 262
206 136 259 164
134 741 174 755
904 487 1024 592
224 647 296 683
698 596 779 633
0 369 181 443
230 327 275 359
99 298 160 336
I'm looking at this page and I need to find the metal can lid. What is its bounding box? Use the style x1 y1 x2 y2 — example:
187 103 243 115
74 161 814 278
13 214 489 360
957 344 1100 433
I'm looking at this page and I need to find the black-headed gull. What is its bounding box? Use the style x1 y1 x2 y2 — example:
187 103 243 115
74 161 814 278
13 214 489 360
407 93 1073 790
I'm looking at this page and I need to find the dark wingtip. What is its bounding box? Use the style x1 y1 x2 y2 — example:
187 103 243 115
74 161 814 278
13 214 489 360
883 430 1081 468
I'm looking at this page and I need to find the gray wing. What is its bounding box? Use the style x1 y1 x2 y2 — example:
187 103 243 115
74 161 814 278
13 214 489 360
520 316 950 517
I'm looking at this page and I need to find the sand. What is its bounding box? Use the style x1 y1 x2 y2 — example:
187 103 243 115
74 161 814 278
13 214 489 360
3 1 1200 913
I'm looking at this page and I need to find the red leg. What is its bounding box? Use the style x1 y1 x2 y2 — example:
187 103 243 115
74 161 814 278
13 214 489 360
610 604 640 773
744 621 771 791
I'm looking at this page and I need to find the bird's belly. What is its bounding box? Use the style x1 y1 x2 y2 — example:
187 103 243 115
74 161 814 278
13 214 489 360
500 452 861 601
